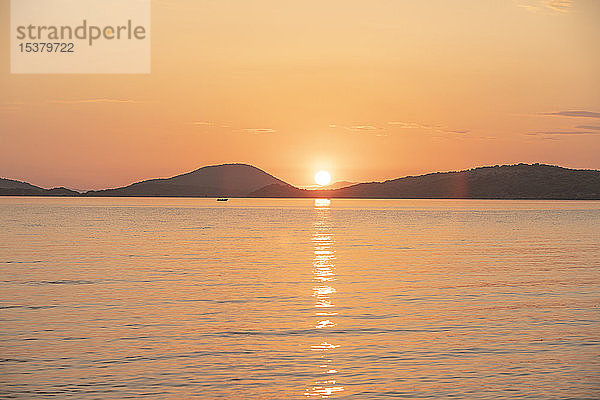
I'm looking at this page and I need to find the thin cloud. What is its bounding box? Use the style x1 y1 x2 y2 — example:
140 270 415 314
330 121 467 138
50 99 142 104
191 123 277 135
543 111 600 118
388 121 470 135
515 0 574 13
388 121 430 129
0 101 24 112
343 125 388 136
545 0 574 12
576 125 600 131
541 137 562 140
328 124 388 136
235 128 278 135
528 130 600 136
348 125 378 132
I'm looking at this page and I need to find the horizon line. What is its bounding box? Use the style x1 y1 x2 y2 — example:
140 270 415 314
2 161 599 193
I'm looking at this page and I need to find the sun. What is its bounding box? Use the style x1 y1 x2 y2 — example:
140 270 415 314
314 170 332 186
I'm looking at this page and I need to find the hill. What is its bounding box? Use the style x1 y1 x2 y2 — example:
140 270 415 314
3 163 599 199
325 181 358 190
85 163 294 197
331 163 600 199
0 178 80 196
303 181 358 191
251 164 600 200
0 178 43 191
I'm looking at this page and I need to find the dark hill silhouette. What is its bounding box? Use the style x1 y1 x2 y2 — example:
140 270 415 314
325 181 357 190
332 163 600 199
303 181 358 190
0 178 42 191
0 178 80 196
86 163 294 197
251 164 600 200
45 187 81 196
2 163 600 199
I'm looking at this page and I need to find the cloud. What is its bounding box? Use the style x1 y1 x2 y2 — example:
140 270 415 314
344 125 389 136
528 130 600 136
235 128 278 135
388 121 470 135
189 123 276 134
0 101 24 112
543 110 600 118
576 125 600 131
50 98 142 104
348 125 378 132
329 121 469 138
328 123 388 136
527 114 600 138
545 0 574 12
515 0 574 13
388 121 430 129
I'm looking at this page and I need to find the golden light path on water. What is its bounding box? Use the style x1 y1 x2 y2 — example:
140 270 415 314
305 198 344 398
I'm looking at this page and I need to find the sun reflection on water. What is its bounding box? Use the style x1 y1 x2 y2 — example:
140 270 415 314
305 199 344 398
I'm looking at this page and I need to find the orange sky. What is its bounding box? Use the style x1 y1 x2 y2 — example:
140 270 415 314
1 0 599 190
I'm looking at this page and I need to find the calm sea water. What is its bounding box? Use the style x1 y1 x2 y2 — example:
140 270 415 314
1 197 599 399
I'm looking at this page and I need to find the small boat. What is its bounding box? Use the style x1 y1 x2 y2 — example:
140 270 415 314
216 198 229 202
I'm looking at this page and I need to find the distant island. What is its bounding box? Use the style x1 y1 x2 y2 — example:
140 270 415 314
2 163 600 199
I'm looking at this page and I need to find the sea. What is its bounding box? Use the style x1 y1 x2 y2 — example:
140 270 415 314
1 197 599 399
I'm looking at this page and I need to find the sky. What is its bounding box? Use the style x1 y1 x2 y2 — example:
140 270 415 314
1 0 599 190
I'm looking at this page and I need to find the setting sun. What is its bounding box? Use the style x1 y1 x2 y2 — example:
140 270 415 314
315 170 332 186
